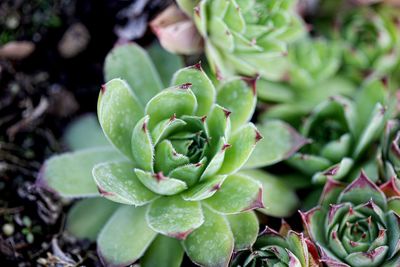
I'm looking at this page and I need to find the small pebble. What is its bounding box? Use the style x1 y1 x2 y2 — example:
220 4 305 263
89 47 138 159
2 223 15 236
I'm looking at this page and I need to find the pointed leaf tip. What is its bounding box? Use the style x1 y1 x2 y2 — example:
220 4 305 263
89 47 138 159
380 176 400 197
343 171 381 194
179 83 193 89
242 187 264 211
241 75 259 95
191 61 203 70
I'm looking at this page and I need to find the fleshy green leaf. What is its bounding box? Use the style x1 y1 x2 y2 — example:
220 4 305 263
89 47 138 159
148 41 184 87
147 195 204 239
204 173 263 214
97 205 157 266
244 120 308 168
63 114 110 151
338 172 387 210
206 104 231 143
131 116 154 172
39 147 122 198
98 78 144 159
217 78 256 130
154 140 190 174
134 169 188 196
227 211 259 251
182 175 227 201
141 235 184 267
172 64 216 115
151 117 187 145
145 85 197 129
93 161 158 205
218 123 259 174
66 198 119 241
183 205 234 267
104 43 162 106
240 170 299 217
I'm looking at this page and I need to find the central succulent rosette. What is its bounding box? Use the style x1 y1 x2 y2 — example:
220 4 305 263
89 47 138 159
301 173 400 267
40 44 265 267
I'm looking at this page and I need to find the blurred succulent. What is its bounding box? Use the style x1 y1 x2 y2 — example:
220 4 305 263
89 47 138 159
169 0 306 81
314 3 400 83
38 42 267 266
301 172 400 267
257 37 356 122
286 79 390 184
231 221 321 267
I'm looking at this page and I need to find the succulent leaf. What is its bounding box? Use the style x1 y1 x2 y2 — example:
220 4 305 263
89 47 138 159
216 78 257 130
204 173 263 214
183 205 234 267
104 43 162 106
66 198 119 241
93 161 158 205
172 64 216 115
241 169 299 217
97 205 157 266
226 211 259 251
63 113 110 151
98 79 144 159
147 195 204 239
141 235 184 267
39 147 123 197
245 120 308 168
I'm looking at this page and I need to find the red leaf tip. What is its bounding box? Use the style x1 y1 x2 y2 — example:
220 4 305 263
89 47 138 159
153 172 166 182
180 83 192 89
101 84 106 93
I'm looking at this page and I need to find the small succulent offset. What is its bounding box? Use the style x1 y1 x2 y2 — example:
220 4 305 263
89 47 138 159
315 2 400 83
173 0 305 81
301 172 400 267
39 43 264 267
231 221 321 267
286 79 390 184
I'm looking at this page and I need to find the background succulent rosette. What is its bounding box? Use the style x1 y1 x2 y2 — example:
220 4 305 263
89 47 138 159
39 43 266 267
172 0 306 81
286 79 391 184
258 37 356 123
301 172 400 267
314 1 400 83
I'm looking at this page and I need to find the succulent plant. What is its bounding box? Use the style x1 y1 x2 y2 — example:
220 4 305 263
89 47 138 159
231 221 321 267
314 3 400 83
38 42 267 266
172 0 305 81
301 172 400 267
285 79 390 184
257 37 356 122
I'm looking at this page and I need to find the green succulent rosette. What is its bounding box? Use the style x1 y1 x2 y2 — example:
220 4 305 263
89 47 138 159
315 2 400 83
286 79 390 184
177 0 305 81
231 222 321 267
258 37 356 122
301 172 400 267
39 43 264 267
